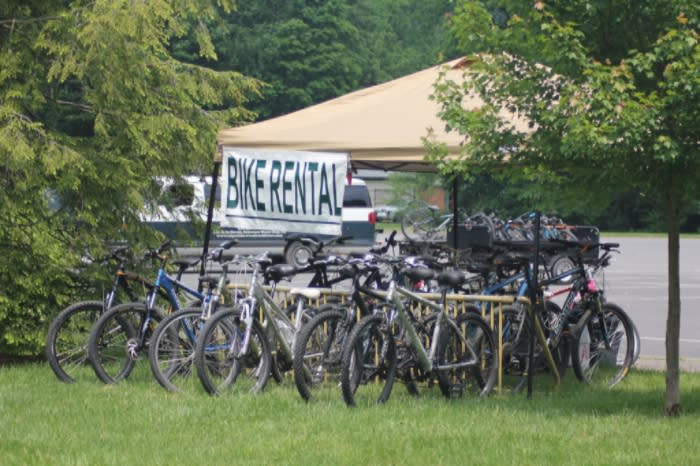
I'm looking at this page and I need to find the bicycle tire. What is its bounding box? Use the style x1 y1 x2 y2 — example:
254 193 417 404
601 302 640 365
87 302 166 384
148 307 205 392
293 306 349 402
340 313 397 407
268 303 318 385
438 312 498 398
46 300 105 383
571 302 634 387
401 204 437 242
194 307 271 396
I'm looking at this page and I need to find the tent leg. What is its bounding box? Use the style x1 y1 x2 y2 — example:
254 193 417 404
451 178 458 249
199 161 221 286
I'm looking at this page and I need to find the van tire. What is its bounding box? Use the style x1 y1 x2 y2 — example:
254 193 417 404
285 241 314 267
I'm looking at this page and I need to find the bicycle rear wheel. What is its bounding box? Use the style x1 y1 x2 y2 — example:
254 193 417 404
571 302 634 387
340 314 396 407
47 301 104 383
401 204 436 242
148 307 205 392
194 307 271 396
87 302 165 384
293 306 350 402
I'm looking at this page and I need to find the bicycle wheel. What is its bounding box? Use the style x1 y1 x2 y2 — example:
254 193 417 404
87 302 165 384
46 301 105 383
268 304 318 385
571 302 634 387
293 306 350 402
602 302 641 365
401 204 436 242
438 312 498 398
194 307 271 396
340 314 397 407
148 307 205 392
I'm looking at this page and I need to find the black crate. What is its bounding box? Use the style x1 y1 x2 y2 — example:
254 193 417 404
446 224 492 249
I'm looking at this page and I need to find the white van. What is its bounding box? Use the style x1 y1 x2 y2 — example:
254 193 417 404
143 176 377 265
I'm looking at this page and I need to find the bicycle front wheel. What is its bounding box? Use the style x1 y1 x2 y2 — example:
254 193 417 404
340 314 396 407
571 302 634 387
87 302 165 384
148 307 206 392
438 312 498 398
47 300 104 383
293 306 351 402
194 307 271 396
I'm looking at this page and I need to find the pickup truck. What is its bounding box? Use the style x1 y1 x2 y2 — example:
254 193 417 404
143 176 377 266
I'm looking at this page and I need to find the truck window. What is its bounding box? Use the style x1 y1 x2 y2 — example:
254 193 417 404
343 185 371 208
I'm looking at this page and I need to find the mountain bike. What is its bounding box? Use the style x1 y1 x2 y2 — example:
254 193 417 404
86 241 211 384
46 245 169 383
193 253 320 395
400 203 470 242
339 261 498 407
291 233 400 402
147 241 239 392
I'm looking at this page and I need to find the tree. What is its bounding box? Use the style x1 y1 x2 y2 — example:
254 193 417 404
217 0 364 119
0 0 259 355
426 1 700 415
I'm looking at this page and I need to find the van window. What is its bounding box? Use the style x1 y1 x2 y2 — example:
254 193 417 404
167 182 195 207
343 185 371 208
203 182 221 204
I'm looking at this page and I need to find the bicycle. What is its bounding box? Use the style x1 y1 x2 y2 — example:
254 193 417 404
86 241 209 384
193 253 319 395
498 242 635 390
46 245 169 383
339 259 498 406
291 233 401 402
401 202 469 243
147 240 239 392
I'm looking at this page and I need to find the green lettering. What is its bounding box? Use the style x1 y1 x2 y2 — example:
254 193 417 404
318 163 332 215
294 163 307 215
255 159 266 212
282 161 294 214
269 161 282 212
226 157 239 208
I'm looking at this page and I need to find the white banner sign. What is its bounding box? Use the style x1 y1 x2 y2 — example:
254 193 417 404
221 148 348 235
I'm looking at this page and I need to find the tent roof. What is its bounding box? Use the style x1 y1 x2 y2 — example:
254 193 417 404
216 57 527 172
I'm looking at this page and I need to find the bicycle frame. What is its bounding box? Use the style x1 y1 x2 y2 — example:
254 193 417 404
386 281 479 374
133 259 206 351
237 260 308 363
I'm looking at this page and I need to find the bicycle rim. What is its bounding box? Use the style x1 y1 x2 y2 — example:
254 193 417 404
47 301 104 383
340 314 396 407
195 309 270 396
88 302 157 384
572 304 634 387
149 308 204 392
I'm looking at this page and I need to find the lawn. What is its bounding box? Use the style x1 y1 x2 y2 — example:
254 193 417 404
1 363 699 465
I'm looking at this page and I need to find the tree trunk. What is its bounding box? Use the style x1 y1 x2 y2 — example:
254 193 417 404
664 192 682 417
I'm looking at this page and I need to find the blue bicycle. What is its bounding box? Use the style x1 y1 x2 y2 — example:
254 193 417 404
87 240 232 384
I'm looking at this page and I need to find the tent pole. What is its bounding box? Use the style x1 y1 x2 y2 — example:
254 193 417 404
199 161 221 285
527 211 541 398
451 178 458 249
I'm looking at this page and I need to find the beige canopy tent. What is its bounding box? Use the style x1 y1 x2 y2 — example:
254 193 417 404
216 56 528 172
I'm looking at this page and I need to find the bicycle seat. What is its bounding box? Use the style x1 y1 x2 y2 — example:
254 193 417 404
265 264 297 282
401 267 436 283
437 270 466 289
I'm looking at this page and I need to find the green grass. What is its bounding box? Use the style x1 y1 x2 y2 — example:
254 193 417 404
2 363 700 465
